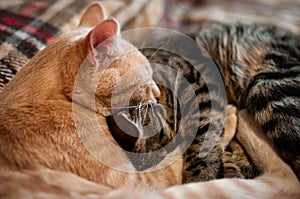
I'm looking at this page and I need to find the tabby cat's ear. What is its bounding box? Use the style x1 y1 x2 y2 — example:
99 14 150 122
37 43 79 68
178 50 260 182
79 3 107 27
85 18 120 67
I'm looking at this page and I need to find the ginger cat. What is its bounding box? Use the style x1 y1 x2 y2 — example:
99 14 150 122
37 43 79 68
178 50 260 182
0 3 181 189
1 3 299 199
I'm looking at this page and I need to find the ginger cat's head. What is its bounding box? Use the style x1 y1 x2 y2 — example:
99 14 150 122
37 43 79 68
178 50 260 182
71 3 160 116
0 3 161 157
2 3 160 117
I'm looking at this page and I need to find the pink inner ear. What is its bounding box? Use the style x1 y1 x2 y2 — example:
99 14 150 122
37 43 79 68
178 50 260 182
90 19 120 48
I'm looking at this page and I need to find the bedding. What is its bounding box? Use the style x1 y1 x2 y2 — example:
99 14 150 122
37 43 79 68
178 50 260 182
0 0 299 196
0 0 165 91
1 0 299 92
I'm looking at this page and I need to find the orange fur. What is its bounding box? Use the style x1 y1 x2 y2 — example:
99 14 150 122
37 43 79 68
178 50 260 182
1 3 298 198
0 3 181 191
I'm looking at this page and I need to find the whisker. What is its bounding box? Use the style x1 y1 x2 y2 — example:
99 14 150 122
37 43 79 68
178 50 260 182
150 103 154 114
142 104 149 124
148 35 171 62
150 103 156 120
137 102 143 128
172 71 180 132
103 103 177 114
156 104 176 111
104 105 141 110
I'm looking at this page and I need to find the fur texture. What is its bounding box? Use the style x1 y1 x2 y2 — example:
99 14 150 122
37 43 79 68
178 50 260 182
100 110 300 199
191 23 300 180
140 48 228 183
1 3 299 198
0 3 182 189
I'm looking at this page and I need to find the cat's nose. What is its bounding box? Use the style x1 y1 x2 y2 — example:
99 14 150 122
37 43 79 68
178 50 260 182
150 82 160 100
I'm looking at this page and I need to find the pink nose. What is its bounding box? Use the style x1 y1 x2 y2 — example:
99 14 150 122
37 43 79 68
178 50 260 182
151 82 161 100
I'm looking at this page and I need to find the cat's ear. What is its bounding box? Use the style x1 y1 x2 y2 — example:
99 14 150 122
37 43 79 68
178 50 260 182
85 18 120 67
79 3 107 27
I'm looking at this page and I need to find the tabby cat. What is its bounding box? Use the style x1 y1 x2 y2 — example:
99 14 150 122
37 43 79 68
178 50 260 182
1 2 299 198
140 48 229 183
190 23 300 180
133 22 300 182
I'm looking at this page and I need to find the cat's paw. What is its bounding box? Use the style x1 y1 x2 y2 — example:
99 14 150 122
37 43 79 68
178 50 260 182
223 105 237 148
226 105 237 116
236 110 262 149
236 110 259 145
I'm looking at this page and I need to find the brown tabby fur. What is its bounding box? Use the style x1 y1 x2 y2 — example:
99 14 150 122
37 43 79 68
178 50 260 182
140 47 235 182
1 3 299 198
190 23 300 179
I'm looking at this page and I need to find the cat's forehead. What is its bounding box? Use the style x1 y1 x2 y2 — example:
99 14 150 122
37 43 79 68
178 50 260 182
92 35 151 74
63 27 151 75
109 49 151 77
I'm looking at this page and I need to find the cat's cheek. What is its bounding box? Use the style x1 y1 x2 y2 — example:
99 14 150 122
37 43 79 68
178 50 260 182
128 84 158 106
95 78 119 108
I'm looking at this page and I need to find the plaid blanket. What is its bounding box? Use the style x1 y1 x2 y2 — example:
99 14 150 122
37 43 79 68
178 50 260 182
0 0 299 91
0 0 165 92
163 0 300 33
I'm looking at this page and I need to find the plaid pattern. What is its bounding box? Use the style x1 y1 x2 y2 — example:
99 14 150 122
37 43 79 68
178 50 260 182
0 9 59 86
0 0 165 92
0 0 89 91
0 0 299 92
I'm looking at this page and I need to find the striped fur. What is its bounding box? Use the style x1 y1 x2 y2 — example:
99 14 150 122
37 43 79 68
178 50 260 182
1 2 299 197
128 23 299 184
102 110 300 199
188 23 300 180
140 48 228 183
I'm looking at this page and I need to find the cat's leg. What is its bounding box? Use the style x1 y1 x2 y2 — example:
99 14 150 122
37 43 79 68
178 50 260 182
236 110 300 197
223 105 258 179
224 140 260 178
162 110 300 199
222 105 245 178
222 105 237 147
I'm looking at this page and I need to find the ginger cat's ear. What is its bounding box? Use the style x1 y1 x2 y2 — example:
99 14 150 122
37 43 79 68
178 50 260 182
79 3 107 27
85 18 120 69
